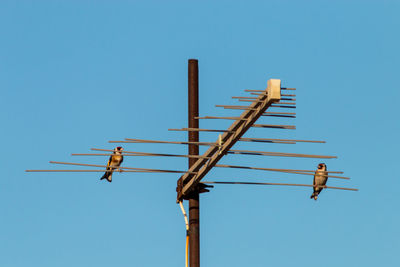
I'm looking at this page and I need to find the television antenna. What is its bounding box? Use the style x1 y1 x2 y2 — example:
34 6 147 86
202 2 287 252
27 59 357 267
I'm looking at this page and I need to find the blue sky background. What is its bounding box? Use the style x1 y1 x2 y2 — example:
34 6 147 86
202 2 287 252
1 1 399 266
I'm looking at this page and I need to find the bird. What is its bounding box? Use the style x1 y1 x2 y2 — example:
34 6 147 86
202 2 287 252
310 163 328 200
100 146 124 182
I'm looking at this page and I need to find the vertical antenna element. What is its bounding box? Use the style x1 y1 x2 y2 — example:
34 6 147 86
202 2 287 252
188 59 200 267
188 59 199 168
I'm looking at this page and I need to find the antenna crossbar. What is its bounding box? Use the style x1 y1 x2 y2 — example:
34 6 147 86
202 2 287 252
26 169 154 173
47 161 196 174
239 137 325 143
227 149 337 159
214 164 349 179
89 148 211 159
239 99 296 105
168 128 234 133
111 139 217 146
203 181 357 191
251 124 296 129
195 116 247 120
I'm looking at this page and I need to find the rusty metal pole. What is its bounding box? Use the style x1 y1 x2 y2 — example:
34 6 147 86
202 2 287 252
188 59 200 267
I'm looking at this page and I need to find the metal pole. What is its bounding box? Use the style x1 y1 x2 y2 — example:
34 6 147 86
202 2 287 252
188 59 200 267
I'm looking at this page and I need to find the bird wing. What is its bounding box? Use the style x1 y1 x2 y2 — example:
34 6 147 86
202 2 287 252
106 155 113 170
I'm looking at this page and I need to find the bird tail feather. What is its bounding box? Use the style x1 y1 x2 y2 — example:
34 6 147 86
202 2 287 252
310 192 318 200
100 169 113 182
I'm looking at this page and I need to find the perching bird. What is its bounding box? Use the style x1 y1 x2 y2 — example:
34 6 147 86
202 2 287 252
100 146 124 182
310 163 328 200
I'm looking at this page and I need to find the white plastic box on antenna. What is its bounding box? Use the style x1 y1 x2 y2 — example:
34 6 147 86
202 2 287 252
267 79 281 102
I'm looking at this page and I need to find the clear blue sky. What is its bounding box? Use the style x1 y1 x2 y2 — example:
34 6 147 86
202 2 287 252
1 1 399 266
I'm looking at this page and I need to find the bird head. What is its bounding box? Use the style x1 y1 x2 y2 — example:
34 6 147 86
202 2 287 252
115 146 124 152
318 163 326 169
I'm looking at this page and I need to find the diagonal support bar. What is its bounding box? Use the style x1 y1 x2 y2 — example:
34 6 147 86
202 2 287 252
177 79 282 201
